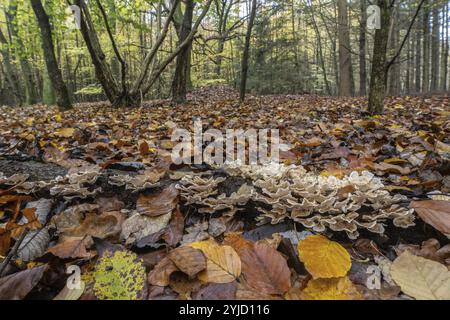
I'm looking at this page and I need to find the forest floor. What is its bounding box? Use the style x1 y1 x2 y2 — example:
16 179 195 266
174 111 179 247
0 86 449 300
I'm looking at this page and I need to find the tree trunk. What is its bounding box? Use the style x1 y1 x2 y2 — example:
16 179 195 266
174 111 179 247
0 28 23 104
368 0 391 115
430 2 440 92
359 0 367 96
441 2 449 91
6 2 39 105
172 0 195 104
415 9 422 93
388 5 400 95
337 0 354 96
422 2 430 92
239 0 257 102
31 0 72 110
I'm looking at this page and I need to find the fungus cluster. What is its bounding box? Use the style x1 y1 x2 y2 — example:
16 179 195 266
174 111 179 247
177 162 415 238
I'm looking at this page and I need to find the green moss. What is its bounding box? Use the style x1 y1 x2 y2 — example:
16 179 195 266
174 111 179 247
93 250 146 300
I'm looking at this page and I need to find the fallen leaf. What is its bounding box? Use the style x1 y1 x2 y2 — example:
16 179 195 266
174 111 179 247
190 240 241 283
136 184 178 217
168 246 207 278
225 234 291 295
0 265 47 299
193 282 237 300
301 277 362 300
410 200 450 237
298 235 351 279
148 257 179 286
390 251 450 300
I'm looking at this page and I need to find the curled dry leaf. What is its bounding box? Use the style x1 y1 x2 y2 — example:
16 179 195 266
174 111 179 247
390 251 450 300
136 184 179 217
168 246 207 278
190 240 241 284
298 235 351 279
148 257 179 287
410 200 450 237
301 277 362 300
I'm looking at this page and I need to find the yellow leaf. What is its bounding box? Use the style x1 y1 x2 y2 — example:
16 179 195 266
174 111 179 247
25 117 34 126
54 113 63 122
297 235 351 279
301 277 362 300
191 240 241 283
390 251 450 300
55 128 75 138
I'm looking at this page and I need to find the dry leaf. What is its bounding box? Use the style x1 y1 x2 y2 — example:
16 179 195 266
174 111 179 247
390 251 450 300
298 235 351 279
225 234 291 295
301 277 362 300
411 200 450 237
148 257 179 287
190 240 241 283
136 184 178 217
168 246 207 278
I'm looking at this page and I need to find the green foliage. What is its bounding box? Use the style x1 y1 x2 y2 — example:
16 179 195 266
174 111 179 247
75 85 103 96
93 250 146 300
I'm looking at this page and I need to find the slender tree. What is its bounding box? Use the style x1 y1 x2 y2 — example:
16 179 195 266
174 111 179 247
30 0 72 110
239 0 257 101
337 0 354 96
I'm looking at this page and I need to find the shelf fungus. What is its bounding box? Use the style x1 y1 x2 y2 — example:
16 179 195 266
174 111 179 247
177 163 415 239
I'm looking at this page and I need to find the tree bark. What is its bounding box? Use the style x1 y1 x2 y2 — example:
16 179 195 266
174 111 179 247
6 2 39 105
359 0 367 96
30 0 72 110
368 0 391 115
430 2 440 92
422 1 430 92
0 28 23 104
172 0 195 104
337 0 354 96
239 0 257 102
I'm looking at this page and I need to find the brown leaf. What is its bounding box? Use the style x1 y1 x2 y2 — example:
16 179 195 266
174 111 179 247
162 207 184 246
411 200 450 237
0 265 47 299
168 246 207 278
193 282 237 300
48 237 94 259
225 234 291 295
148 257 179 287
137 184 179 217
62 211 126 240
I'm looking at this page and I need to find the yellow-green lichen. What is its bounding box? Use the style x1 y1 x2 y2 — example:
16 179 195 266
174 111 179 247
93 250 146 300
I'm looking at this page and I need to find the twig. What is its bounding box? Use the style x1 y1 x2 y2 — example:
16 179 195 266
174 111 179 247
0 228 29 277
